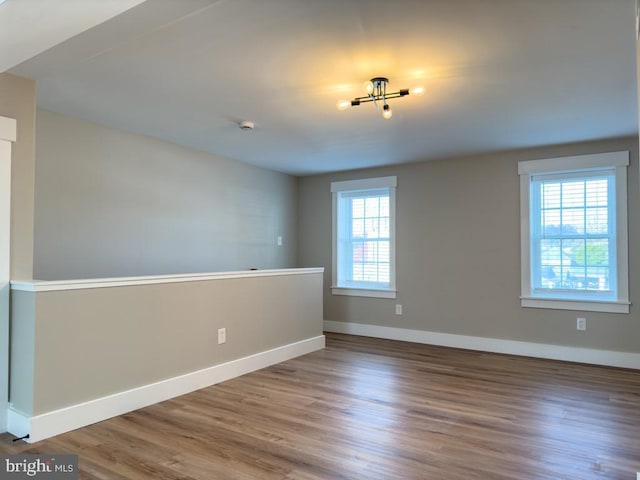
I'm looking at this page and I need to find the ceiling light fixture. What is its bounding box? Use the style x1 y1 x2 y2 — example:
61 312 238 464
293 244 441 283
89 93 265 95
337 77 422 120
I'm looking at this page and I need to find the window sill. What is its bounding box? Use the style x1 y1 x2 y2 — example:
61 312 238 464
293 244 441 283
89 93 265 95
521 296 630 314
331 286 396 299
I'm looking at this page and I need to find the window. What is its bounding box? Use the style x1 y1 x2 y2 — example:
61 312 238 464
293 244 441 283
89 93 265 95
331 176 396 298
519 152 629 313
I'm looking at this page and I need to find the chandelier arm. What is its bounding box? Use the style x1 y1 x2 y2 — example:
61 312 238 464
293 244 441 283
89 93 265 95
343 78 413 115
351 90 410 104
370 92 378 110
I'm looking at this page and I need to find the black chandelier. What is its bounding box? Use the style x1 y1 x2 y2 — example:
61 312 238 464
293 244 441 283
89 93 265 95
337 77 423 119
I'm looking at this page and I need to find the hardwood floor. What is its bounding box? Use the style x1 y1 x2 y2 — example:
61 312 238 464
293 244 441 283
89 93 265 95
2 333 639 479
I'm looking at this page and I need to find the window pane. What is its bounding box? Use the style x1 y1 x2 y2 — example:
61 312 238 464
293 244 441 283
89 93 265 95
586 267 609 290
352 263 364 281
378 241 390 262
586 179 608 207
585 207 608 234
363 263 378 281
365 197 379 218
521 156 625 308
580 239 609 267
363 241 377 262
539 265 560 288
542 209 560 235
540 238 561 264
332 180 394 290
352 198 364 219
379 196 389 217
352 241 364 262
562 181 584 208
565 266 588 290
378 263 390 283
365 218 379 238
352 219 364 238
541 182 560 208
562 208 584 235
563 238 584 267
379 217 390 238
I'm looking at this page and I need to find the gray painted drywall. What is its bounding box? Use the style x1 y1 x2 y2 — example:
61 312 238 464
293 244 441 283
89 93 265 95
11 271 323 415
34 109 297 280
0 74 35 280
9 290 35 416
298 137 640 353
0 73 36 433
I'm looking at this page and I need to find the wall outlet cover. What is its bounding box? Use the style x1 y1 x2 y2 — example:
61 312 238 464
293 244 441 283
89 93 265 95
217 328 226 344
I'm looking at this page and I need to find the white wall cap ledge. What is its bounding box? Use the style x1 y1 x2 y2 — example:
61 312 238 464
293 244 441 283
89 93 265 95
10 267 324 292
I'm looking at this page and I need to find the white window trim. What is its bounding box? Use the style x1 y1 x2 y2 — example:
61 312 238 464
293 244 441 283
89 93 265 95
331 287 397 299
331 176 397 299
518 151 630 314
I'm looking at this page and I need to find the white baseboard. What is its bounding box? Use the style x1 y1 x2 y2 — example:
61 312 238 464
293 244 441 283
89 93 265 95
9 335 325 443
324 320 640 370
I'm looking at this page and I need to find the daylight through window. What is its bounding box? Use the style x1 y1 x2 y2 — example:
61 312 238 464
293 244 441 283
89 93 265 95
532 171 615 294
331 176 396 298
519 152 629 313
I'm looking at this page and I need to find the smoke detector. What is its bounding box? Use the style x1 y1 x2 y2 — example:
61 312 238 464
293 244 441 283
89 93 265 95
238 121 254 131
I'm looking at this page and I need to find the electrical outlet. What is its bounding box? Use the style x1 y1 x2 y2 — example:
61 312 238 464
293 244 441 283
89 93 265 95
395 304 403 315
217 327 226 344
277 236 283 246
576 317 586 331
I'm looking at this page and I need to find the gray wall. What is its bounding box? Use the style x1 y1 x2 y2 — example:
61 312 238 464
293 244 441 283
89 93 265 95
0 73 36 433
0 73 36 280
11 271 323 416
298 136 640 353
34 109 297 280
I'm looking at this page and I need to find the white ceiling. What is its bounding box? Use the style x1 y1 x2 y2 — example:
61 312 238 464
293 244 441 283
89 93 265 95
0 0 146 72
4 0 639 176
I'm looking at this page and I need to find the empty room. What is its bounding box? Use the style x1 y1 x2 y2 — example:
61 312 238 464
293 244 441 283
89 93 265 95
1 0 639 479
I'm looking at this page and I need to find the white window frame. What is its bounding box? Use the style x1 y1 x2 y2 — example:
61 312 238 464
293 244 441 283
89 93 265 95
518 151 630 314
331 176 397 299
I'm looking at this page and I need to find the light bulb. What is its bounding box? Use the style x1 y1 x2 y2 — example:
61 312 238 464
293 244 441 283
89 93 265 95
411 86 425 96
336 100 351 111
365 81 374 94
382 104 392 119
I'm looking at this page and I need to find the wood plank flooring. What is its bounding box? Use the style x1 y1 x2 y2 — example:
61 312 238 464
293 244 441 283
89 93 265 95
1 333 639 479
